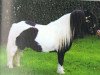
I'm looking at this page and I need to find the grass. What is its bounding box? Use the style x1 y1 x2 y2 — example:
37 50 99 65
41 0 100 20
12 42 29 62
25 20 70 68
0 35 100 75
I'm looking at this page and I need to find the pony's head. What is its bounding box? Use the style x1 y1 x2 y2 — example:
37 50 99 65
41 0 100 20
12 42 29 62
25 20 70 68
84 10 97 35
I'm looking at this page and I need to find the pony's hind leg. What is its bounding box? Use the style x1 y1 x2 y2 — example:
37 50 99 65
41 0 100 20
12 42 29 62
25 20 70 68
7 54 14 68
7 46 17 68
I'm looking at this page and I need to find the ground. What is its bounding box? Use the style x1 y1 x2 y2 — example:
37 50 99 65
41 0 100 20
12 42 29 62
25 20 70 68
0 35 100 75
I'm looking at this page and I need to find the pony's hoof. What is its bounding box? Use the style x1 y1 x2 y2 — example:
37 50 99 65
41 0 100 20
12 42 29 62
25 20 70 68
57 70 65 74
57 69 65 74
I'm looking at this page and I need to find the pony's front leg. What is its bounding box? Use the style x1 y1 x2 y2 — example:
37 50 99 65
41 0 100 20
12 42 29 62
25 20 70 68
57 51 65 74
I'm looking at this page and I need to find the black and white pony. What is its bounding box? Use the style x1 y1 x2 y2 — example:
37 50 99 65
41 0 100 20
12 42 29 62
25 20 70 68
7 10 85 74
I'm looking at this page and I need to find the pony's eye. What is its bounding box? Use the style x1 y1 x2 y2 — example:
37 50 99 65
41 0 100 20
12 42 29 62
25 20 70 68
85 16 91 19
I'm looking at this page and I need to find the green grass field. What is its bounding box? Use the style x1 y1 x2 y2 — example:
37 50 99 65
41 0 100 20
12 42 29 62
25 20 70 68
0 36 100 75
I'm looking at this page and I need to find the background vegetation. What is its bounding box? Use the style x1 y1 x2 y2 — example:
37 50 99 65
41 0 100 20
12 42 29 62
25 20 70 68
12 0 100 25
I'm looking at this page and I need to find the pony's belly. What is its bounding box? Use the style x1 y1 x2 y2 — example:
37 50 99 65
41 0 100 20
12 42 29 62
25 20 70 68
35 34 59 52
35 37 59 52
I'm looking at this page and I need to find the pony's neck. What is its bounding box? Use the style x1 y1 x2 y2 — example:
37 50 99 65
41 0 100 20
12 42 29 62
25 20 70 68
47 13 72 48
48 13 71 27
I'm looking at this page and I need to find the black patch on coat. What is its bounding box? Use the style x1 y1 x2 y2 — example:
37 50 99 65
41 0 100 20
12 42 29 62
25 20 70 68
16 27 42 51
25 20 36 26
57 51 65 66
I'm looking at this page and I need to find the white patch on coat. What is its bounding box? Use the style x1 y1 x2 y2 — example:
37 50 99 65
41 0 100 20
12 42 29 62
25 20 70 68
35 13 72 52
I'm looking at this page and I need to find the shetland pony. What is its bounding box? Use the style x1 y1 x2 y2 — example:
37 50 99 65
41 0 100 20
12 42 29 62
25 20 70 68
7 10 85 74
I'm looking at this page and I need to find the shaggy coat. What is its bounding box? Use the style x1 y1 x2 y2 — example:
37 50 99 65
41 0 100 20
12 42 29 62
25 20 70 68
7 10 85 74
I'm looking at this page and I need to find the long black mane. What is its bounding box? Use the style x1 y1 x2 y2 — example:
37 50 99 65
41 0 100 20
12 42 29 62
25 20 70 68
70 10 85 38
